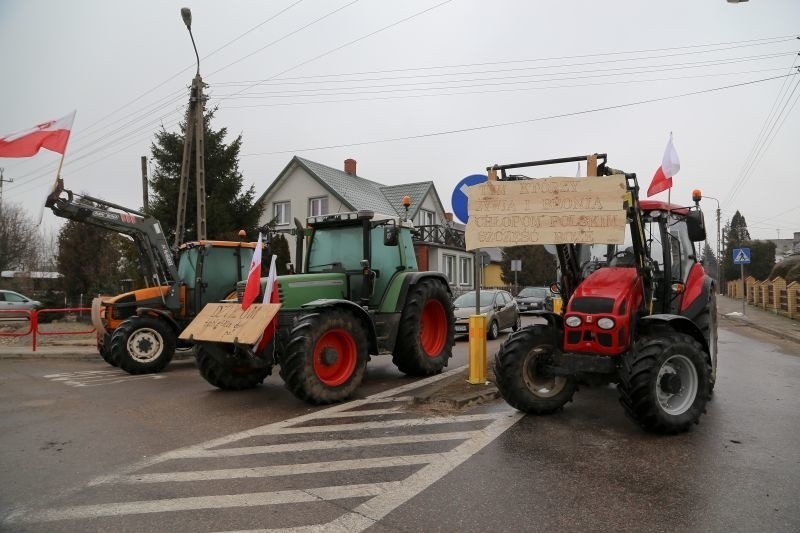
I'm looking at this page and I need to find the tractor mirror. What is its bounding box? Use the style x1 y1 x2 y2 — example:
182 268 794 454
686 211 706 242
384 225 399 246
549 282 561 295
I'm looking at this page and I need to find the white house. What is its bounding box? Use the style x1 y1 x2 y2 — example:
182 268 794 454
256 156 475 289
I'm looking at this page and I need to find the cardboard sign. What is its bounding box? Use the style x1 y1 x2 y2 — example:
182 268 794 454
179 303 281 345
464 175 627 250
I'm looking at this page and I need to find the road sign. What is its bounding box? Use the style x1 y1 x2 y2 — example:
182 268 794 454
451 174 488 224
511 259 522 272
733 247 751 265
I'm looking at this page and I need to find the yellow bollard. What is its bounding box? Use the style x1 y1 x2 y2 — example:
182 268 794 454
467 314 487 384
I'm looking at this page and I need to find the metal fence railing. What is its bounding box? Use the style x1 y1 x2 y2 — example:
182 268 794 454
0 308 96 351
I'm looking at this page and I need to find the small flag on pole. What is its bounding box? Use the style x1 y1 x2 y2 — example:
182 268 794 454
0 111 76 158
647 133 680 197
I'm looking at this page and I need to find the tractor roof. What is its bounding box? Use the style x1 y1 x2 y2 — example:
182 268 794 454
639 199 690 216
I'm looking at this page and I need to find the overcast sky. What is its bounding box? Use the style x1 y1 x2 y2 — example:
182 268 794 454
1 0 798 248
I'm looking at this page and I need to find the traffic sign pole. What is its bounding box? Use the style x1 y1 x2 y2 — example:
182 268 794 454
741 263 745 316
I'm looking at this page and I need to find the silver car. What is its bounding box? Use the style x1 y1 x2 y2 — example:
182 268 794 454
0 290 42 319
453 289 521 340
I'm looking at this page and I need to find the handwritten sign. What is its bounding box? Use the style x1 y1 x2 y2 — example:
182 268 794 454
464 175 627 250
179 303 281 345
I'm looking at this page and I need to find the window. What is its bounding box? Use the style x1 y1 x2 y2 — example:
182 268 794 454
273 201 290 225
420 209 435 226
459 257 472 286
309 196 329 217
444 254 456 283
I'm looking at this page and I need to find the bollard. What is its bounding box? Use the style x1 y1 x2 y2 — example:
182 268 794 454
467 314 487 384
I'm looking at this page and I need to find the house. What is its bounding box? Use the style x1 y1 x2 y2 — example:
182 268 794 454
255 156 475 290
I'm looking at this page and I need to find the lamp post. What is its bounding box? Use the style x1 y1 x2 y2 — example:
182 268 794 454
702 194 722 293
174 7 207 247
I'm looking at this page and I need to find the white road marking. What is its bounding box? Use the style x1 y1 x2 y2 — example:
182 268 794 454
9 364 522 530
43 370 164 387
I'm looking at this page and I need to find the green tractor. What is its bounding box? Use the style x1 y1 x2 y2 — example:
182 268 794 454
192 210 456 404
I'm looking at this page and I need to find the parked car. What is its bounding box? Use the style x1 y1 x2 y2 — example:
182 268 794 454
515 286 553 314
0 290 42 319
453 289 520 340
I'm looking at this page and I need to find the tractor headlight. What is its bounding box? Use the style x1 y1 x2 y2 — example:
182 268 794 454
565 315 582 327
597 317 615 330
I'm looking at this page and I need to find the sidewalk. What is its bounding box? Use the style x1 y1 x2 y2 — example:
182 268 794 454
716 294 800 345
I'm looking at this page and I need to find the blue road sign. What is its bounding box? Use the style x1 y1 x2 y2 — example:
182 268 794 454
451 174 488 224
733 247 751 265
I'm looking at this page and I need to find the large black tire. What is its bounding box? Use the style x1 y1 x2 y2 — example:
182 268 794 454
195 342 271 391
392 279 454 376
695 291 718 394
618 329 710 434
280 309 368 405
97 332 118 367
112 316 176 375
494 325 577 414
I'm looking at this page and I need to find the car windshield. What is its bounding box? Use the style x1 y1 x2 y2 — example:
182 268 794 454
453 292 493 308
518 287 548 298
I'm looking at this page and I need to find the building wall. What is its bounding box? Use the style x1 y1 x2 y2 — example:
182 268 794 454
482 264 504 287
414 193 442 226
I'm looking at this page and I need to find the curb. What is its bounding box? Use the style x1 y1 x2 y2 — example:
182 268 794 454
0 349 196 361
720 314 800 345
411 369 500 408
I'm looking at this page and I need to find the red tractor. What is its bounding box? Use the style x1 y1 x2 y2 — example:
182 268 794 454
493 154 717 434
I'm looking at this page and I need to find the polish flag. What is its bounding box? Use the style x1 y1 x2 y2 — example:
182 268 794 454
0 111 76 158
241 233 263 310
647 133 680 197
259 254 280 347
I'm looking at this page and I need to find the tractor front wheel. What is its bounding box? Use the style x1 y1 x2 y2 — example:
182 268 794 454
494 325 576 414
195 342 271 390
280 309 368 404
392 279 454 376
111 316 176 374
618 329 710 434
696 291 718 394
98 332 118 367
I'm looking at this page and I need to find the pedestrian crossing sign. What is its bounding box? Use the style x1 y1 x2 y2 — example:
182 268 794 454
733 247 751 265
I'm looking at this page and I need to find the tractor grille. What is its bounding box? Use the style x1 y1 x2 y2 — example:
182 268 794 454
571 297 614 314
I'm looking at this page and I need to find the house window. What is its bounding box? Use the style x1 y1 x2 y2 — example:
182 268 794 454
444 254 456 283
309 196 328 217
420 209 435 226
273 201 290 225
459 257 472 286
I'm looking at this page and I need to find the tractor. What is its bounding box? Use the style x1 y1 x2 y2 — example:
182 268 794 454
191 208 456 404
492 154 717 434
45 179 257 374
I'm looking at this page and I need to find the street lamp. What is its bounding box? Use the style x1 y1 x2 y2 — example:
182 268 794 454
181 8 200 76
696 191 722 292
174 7 207 245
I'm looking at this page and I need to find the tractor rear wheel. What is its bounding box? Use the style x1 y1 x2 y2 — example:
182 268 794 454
195 342 271 390
112 316 176 374
696 291 718 394
280 309 368 404
392 279 454 376
618 329 710 434
98 332 118 367
494 325 576 414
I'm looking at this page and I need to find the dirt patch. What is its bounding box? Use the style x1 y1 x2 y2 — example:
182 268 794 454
406 366 500 413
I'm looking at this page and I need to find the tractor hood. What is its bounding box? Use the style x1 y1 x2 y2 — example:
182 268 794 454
568 267 640 314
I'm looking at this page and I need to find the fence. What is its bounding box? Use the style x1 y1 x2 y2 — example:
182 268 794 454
726 276 800 320
0 308 96 351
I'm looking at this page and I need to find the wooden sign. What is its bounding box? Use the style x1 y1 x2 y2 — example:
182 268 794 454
178 303 281 345
464 176 627 250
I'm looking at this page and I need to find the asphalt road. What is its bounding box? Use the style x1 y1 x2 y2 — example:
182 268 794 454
0 317 798 532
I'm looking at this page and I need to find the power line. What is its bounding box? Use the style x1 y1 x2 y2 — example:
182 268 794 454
243 73 797 157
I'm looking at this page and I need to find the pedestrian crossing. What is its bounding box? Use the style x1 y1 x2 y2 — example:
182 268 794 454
9 367 521 531
43 369 165 387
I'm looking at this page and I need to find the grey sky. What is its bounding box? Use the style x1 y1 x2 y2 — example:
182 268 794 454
1 0 798 246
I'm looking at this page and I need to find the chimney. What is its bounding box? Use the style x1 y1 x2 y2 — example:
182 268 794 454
344 158 357 176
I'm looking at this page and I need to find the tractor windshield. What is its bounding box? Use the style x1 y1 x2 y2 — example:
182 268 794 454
307 225 363 272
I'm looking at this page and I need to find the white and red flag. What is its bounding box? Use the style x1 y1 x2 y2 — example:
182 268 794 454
241 233 263 310
647 133 680 197
0 111 76 158
259 253 280 347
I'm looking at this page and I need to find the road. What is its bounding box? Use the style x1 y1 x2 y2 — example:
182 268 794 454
0 318 798 532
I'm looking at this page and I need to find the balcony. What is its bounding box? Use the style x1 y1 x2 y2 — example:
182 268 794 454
413 225 465 249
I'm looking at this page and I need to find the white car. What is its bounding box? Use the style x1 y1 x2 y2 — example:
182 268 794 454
0 290 42 319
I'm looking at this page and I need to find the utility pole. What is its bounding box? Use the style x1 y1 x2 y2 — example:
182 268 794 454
0 168 13 217
174 8 207 248
140 156 149 211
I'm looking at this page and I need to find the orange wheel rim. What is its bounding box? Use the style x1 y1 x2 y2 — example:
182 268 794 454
420 299 447 357
312 329 357 386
